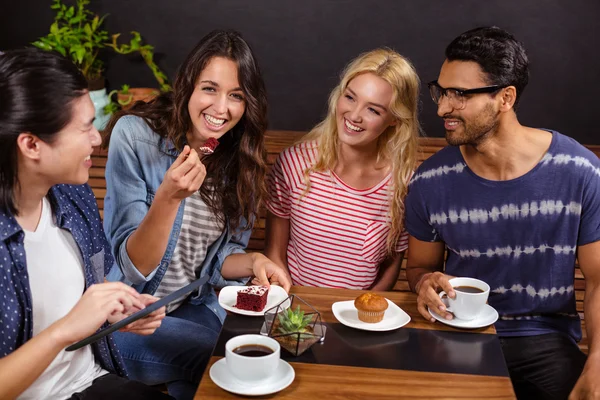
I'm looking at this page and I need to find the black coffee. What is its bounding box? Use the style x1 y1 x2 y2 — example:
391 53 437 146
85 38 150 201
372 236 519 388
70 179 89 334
454 286 484 293
232 344 274 357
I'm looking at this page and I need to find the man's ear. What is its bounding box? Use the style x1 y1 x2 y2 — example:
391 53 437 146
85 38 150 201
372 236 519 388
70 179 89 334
16 133 42 161
499 86 517 111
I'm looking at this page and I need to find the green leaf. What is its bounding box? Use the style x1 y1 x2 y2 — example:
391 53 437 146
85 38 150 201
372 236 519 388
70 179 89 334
54 45 66 57
66 6 74 18
76 48 85 63
32 41 51 50
50 22 59 35
84 23 92 36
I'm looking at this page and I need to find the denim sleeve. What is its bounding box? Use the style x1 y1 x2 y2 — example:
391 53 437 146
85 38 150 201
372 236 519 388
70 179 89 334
208 222 253 289
103 117 158 285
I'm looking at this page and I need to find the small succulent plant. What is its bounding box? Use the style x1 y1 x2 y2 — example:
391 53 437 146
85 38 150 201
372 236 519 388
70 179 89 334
277 305 313 337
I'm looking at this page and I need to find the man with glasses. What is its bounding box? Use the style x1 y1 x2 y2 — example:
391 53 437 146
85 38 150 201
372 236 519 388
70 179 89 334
404 27 600 400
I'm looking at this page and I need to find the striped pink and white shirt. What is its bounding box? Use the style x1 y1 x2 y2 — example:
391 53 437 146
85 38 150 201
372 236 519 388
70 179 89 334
266 141 409 289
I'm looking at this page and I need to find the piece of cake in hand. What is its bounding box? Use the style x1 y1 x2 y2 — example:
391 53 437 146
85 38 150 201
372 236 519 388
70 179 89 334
198 138 219 155
235 285 269 312
354 293 389 323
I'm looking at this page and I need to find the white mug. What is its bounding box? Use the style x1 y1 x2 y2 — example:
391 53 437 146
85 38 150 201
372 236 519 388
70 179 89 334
439 277 490 321
225 334 280 383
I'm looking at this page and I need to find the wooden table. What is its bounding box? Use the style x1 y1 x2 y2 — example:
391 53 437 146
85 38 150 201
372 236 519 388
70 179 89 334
195 286 515 399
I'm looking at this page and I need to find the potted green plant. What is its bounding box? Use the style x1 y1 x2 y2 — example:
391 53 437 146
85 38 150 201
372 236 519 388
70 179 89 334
103 84 160 115
104 32 169 111
264 295 324 356
32 0 170 128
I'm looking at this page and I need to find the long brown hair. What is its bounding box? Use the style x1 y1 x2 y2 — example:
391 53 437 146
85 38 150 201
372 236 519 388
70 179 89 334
104 30 268 231
301 48 421 254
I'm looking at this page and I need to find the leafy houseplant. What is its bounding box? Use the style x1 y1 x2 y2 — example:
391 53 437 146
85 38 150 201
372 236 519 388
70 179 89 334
33 0 171 127
265 295 324 356
32 0 108 89
33 0 170 90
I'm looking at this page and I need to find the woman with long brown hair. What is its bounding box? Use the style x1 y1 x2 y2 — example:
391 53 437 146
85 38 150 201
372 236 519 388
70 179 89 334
103 30 290 399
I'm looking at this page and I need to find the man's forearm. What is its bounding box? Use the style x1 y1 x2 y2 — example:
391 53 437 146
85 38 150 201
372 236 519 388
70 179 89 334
584 284 600 358
406 267 436 292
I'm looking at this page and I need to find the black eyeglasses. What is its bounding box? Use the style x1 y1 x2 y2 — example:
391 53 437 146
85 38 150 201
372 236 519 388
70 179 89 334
428 81 506 110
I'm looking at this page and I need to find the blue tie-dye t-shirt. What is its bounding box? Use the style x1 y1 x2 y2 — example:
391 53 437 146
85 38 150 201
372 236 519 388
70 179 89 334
405 131 600 342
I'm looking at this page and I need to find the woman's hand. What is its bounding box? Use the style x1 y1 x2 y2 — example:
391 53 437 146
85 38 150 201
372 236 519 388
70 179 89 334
156 145 206 204
109 294 166 336
51 282 145 346
249 253 292 292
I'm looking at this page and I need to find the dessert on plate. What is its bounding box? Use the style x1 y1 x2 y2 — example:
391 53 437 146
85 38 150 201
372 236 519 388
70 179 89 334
354 292 388 323
235 285 269 312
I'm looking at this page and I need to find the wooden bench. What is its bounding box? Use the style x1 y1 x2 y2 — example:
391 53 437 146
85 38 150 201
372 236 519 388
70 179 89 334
91 131 599 354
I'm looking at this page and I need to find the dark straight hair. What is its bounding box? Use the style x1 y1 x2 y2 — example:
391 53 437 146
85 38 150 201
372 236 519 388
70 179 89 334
103 29 268 231
445 26 530 107
0 48 88 215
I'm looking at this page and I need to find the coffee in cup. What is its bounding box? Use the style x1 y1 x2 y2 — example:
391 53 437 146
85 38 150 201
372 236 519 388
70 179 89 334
225 334 280 383
439 277 490 321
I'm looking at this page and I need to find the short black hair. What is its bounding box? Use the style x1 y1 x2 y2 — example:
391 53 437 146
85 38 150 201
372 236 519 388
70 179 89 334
0 48 88 215
445 27 529 107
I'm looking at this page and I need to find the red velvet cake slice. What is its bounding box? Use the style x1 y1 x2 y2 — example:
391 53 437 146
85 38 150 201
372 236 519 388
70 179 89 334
198 138 219 155
235 285 269 312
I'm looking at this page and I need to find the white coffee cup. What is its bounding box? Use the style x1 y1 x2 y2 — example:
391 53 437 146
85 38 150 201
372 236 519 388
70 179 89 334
439 277 490 321
225 334 280 383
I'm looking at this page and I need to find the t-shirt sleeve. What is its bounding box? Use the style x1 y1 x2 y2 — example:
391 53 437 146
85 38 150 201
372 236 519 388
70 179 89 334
404 180 441 242
266 152 292 219
578 165 600 245
395 228 409 252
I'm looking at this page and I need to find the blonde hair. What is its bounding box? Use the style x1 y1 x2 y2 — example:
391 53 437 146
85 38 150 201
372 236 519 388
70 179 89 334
301 48 420 254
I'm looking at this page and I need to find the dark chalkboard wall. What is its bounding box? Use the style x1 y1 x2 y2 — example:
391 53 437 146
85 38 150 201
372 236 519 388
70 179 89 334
1 0 598 144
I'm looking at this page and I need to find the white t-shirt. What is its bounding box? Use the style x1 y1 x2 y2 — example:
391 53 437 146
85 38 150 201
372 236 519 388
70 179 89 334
18 197 107 400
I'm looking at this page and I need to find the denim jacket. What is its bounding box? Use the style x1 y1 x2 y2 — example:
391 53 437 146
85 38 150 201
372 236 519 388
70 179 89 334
0 184 126 376
104 115 249 323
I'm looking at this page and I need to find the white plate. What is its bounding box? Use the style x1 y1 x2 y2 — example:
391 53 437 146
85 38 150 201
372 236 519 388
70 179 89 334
209 358 295 396
218 285 289 316
428 304 499 329
331 299 411 331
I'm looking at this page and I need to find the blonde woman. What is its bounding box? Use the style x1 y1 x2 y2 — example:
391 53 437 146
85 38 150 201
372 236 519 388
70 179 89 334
265 49 420 290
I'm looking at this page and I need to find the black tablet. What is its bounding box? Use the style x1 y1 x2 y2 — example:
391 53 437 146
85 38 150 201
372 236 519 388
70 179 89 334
65 274 211 351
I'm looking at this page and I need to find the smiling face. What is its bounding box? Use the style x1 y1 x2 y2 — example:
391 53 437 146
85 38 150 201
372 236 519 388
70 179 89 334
335 72 397 151
186 56 246 150
37 93 101 185
436 60 502 146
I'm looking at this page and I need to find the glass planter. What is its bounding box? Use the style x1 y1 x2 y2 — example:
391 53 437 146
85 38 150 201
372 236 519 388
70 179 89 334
264 294 324 356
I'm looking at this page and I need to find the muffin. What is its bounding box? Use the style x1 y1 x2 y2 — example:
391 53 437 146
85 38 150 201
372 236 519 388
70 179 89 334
354 293 389 323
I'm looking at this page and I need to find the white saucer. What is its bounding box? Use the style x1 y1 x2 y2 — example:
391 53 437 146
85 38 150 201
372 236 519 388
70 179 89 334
331 299 411 331
218 285 290 316
428 304 499 329
209 358 295 396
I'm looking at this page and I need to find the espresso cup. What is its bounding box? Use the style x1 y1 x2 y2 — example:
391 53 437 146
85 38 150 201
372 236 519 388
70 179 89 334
439 277 490 321
225 334 281 383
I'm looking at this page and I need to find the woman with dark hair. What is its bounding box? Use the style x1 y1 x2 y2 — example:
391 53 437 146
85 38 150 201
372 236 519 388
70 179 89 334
103 30 291 399
0 48 170 399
